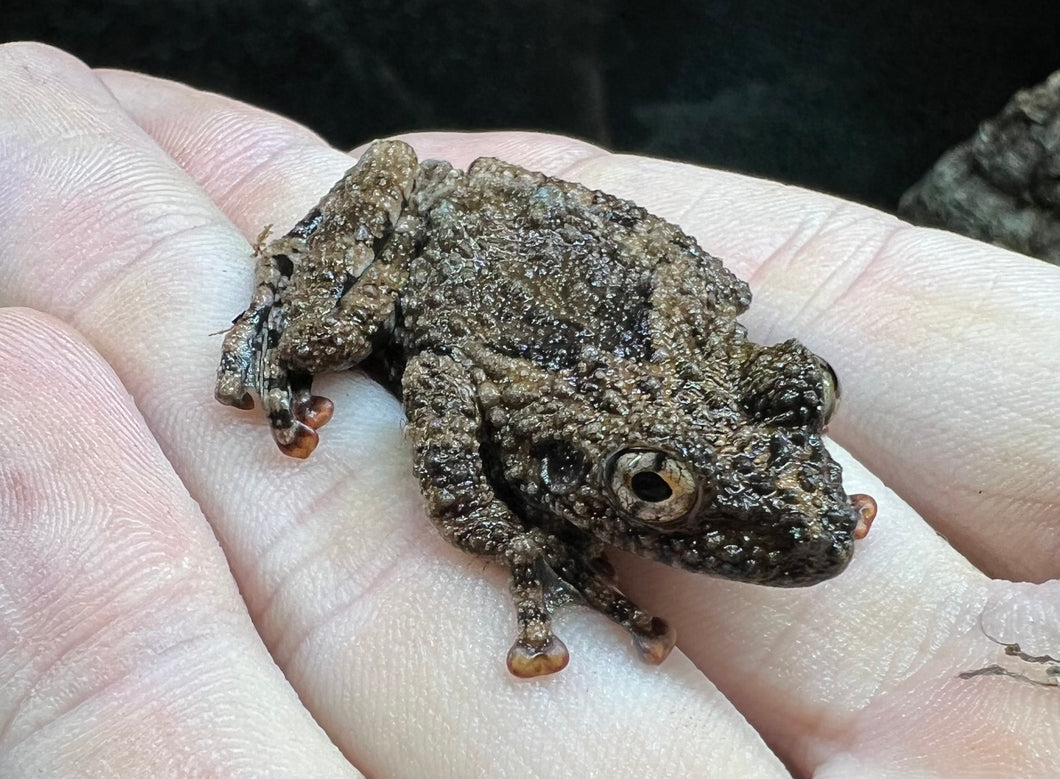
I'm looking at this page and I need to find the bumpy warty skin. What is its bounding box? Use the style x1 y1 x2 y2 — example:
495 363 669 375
394 153 857 585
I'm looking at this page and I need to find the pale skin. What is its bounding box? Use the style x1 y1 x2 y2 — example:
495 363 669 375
0 42 1057 778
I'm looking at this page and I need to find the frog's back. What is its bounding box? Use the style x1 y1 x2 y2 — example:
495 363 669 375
397 156 749 371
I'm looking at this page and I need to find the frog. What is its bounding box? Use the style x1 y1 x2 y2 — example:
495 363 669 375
216 139 877 677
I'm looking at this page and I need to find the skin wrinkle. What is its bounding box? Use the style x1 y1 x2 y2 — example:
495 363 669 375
804 223 905 335
227 419 404 542
91 78 341 251
270 537 427 673
255 507 429 668
739 200 860 321
659 170 718 232
65 217 230 341
23 189 220 330
5 533 220 744
835 244 1051 559
200 138 335 231
546 148 617 191
181 112 324 185
26 629 210 747
224 149 354 239
755 206 900 334
754 219 1051 585
392 131 607 178
232 400 425 663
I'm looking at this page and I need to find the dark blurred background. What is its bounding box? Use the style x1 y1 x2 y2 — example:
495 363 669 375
7 0 1060 210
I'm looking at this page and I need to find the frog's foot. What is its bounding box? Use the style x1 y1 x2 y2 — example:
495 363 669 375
553 551 677 666
503 534 677 675
215 302 268 411
219 325 334 459
216 234 304 411
264 370 334 459
506 635 569 678
630 617 678 664
291 380 335 431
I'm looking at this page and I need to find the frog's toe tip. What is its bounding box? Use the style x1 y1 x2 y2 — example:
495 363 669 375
632 617 676 664
275 422 319 459
850 493 877 540
215 382 255 410
506 636 569 677
300 395 335 430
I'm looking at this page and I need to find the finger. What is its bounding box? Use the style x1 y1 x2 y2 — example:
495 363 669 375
407 136 1058 583
108 73 1060 583
95 69 1059 775
620 449 1060 777
0 45 787 777
0 309 356 777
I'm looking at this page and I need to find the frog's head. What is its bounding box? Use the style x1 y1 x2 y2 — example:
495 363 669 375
532 339 874 586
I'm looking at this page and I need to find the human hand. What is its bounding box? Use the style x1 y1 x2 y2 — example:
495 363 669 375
1 42 1057 777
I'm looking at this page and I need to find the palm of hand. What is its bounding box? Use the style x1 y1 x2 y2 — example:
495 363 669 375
0 43 1058 778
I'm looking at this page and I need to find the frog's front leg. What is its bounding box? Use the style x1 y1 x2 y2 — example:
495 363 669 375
550 551 677 665
403 351 579 677
405 351 679 675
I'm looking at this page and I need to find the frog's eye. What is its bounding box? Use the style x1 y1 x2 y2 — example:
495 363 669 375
606 448 699 524
817 356 840 425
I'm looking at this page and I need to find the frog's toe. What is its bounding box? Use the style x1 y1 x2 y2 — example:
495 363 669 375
273 420 319 459
850 493 878 540
215 378 255 410
297 394 335 430
631 617 677 665
506 635 569 678
264 376 329 457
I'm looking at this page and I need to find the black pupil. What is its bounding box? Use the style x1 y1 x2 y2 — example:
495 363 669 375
631 471 672 502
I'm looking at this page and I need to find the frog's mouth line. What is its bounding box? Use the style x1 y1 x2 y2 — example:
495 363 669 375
685 502 862 538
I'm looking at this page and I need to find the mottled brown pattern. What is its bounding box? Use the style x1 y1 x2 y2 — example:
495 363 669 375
217 140 873 676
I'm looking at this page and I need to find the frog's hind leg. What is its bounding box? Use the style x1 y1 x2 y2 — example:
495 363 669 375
265 142 420 455
259 295 336 458
215 212 337 457
217 140 420 457
504 541 573 677
276 140 420 376
215 222 308 412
